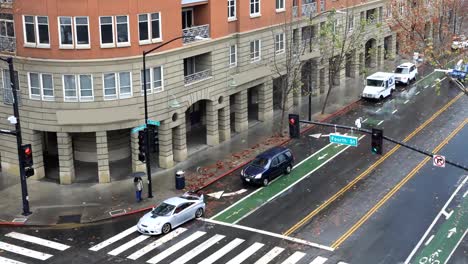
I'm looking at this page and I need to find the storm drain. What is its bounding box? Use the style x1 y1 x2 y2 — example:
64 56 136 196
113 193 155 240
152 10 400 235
57 214 81 224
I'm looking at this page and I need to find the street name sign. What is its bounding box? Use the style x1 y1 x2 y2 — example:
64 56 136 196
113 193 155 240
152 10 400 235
147 119 160 126
131 124 146 134
329 133 358 147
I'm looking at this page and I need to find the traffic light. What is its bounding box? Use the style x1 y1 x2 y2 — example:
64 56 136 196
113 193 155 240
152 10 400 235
138 130 147 162
371 128 383 155
148 125 159 153
288 114 300 138
21 144 35 177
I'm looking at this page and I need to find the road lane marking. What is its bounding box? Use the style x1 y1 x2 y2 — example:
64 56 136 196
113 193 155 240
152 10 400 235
89 225 137 251
392 109 398 114
332 119 467 249
424 235 435 246
377 120 384 126
404 100 410 104
254 246 285 264
363 118 368 123
226 242 264 264
446 229 468 264
441 77 447 82
171 234 225 264
376 108 382 113
283 93 464 237
199 238 245 264
0 256 26 264
310 256 328 264
281 251 306 264
147 231 206 264
424 85 429 89
127 228 187 260
0 241 52 260
415 91 421 95
5 232 70 251
108 234 150 256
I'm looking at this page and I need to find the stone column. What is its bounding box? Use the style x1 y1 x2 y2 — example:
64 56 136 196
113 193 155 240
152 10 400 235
131 131 145 173
159 121 174 169
310 60 320 95
218 105 231 142
206 101 219 146
22 129 45 180
173 120 188 162
350 50 359 78
377 45 383 68
234 90 248 132
319 61 330 94
57 132 75 185
258 81 273 121
96 131 110 183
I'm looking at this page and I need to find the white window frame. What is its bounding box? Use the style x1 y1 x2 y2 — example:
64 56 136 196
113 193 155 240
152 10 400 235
102 71 133 100
228 0 237 21
74 16 90 49
140 66 164 95
138 13 163 45
63 74 78 102
62 74 94 102
250 39 261 62
275 33 285 54
250 0 261 17
23 15 36 47
99 16 115 48
138 14 150 44
28 72 54 101
116 15 130 47
35 16 50 48
276 0 285 12
58 16 73 49
348 14 354 32
229 44 237 67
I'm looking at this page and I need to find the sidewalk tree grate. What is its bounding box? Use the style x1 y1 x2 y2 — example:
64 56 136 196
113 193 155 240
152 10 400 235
57 214 81 224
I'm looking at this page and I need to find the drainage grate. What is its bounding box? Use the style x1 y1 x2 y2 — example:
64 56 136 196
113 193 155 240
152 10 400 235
57 214 81 224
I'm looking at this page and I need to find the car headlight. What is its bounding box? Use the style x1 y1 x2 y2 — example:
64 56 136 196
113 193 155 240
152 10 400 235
254 173 262 179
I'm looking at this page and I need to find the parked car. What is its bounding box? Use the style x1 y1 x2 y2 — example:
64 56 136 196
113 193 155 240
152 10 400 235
137 192 205 235
394 62 418 85
240 146 294 186
361 72 396 100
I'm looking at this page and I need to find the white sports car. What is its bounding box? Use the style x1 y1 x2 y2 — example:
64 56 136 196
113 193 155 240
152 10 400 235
137 192 205 235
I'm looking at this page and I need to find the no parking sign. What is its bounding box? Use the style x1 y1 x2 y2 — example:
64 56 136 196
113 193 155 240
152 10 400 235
433 155 445 168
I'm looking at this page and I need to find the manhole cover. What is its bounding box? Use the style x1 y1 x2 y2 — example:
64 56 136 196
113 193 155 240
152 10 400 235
57 214 81 224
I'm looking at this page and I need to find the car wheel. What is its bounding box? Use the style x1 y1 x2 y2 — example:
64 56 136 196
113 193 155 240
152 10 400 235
285 165 292 174
379 95 384 100
161 223 171 234
195 208 204 218
262 177 269 186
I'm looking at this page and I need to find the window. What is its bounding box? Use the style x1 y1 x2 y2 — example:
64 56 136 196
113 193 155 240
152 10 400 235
103 72 132 100
59 17 73 47
116 15 130 46
229 44 237 67
24 15 35 45
276 0 285 11
23 15 49 48
63 74 93 102
36 16 49 46
250 0 260 17
28 73 54 100
228 0 236 20
138 13 161 44
99 16 114 47
348 14 354 31
0 14 15 38
2 69 20 105
140 66 163 94
182 9 193 29
75 17 90 48
59 16 89 49
275 33 285 54
250 39 261 62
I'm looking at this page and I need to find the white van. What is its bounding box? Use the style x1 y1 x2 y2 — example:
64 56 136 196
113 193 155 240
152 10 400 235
361 72 396 100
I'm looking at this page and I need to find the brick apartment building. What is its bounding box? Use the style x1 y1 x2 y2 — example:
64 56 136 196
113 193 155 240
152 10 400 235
0 0 395 184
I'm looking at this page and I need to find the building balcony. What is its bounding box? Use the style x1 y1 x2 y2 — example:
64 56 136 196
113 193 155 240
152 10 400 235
0 0 13 8
184 69 212 85
0 36 15 53
293 6 299 17
302 2 317 18
182 24 210 44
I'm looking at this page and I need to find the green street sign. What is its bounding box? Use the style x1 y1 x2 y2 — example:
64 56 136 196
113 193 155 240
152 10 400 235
147 119 160 126
131 124 146 134
329 133 358 147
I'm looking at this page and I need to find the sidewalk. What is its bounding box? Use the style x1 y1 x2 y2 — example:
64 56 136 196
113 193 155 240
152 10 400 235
0 60 404 226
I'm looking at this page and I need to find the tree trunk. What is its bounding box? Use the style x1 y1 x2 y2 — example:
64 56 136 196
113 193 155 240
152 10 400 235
279 91 288 136
321 68 334 114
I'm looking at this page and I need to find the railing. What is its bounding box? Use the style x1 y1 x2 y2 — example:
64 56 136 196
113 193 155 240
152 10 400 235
184 69 211 85
0 36 16 52
302 3 317 17
293 6 298 17
182 24 210 44
0 0 13 3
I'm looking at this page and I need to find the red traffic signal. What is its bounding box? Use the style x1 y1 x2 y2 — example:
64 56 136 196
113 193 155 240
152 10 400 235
288 114 300 138
24 146 32 156
289 118 295 125
21 144 35 177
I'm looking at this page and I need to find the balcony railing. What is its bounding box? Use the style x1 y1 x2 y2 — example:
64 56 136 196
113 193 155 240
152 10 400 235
293 6 298 17
184 69 211 85
182 24 210 44
0 0 13 3
302 3 317 18
0 36 16 52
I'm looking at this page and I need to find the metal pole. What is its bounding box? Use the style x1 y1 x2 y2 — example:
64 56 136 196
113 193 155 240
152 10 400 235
308 77 312 121
7 57 31 216
142 53 153 198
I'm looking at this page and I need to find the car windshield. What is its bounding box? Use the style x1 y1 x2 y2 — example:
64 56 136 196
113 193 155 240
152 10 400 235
367 79 384 87
251 157 269 168
151 203 175 216
395 67 409 74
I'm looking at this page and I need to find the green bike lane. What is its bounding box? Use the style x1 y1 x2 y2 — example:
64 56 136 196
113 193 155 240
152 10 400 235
211 135 365 224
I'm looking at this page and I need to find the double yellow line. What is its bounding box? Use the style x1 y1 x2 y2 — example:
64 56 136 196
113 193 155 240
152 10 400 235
331 118 467 249
283 92 464 236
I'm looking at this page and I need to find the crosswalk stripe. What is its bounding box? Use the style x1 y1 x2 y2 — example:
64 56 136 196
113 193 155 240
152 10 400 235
0 241 53 261
337 262 349 264
226 242 264 264
0 256 27 264
127 228 187 260
5 232 70 251
170 234 225 264
108 235 150 256
310 256 328 264
280 251 306 264
198 238 245 264
254 246 285 264
147 231 206 264
89 225 137 251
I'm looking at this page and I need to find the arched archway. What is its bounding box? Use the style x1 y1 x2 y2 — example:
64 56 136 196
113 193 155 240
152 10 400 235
365 38 377 68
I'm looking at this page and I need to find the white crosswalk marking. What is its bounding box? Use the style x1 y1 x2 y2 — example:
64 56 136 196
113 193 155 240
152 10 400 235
127 228 187 260
226 242 264 264
0 256 27 264
170 234 225 264
146 231 206 264
108 234 150 256
281 251 306 264
0 241 53 261
198 238 245 264
310 256 328 264
5 232 70 251
89 225 137 251
337 262 349 264
254 246 285 264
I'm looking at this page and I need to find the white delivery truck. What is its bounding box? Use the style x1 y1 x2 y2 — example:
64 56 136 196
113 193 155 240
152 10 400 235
361 72 396 100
